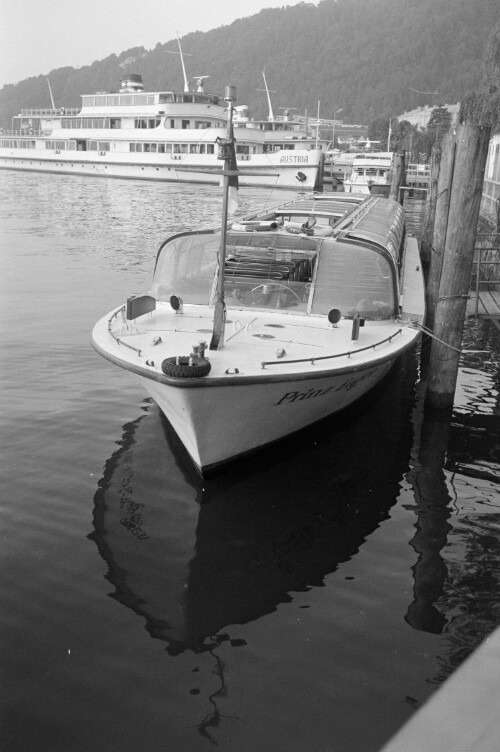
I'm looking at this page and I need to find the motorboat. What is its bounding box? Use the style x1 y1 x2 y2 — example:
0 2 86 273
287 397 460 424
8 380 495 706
91 90 425 474
343 151 393 194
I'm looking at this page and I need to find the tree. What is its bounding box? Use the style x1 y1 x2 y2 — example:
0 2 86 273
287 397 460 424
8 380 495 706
426 106 452 144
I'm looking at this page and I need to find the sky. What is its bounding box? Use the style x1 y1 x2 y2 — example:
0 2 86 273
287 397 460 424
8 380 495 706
0 0 316 87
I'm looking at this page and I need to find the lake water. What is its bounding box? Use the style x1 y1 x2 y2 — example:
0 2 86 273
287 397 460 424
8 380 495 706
1 170 500 752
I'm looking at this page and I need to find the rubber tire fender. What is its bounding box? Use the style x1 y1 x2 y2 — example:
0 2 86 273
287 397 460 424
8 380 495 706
161 356 211 378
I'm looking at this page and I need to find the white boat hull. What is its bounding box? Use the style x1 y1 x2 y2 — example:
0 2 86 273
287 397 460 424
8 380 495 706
0 148 322 190
137 359 395 472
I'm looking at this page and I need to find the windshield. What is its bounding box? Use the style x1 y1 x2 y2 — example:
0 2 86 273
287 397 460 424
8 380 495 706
151 231 396 319
152 231 316 312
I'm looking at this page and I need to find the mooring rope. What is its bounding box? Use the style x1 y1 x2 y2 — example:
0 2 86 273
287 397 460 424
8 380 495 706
407 321 489 354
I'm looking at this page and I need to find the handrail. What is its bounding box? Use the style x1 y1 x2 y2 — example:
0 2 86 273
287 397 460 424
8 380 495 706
108 307 142 356
260 328 403 368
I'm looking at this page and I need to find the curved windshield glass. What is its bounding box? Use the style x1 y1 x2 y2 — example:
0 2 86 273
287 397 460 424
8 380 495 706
151 231 316 312
151 232 219 305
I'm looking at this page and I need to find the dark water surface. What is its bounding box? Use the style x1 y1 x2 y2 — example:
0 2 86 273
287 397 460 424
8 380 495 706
1 171 500 752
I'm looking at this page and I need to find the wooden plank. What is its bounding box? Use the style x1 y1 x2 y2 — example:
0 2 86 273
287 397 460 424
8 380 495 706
379 625 500 752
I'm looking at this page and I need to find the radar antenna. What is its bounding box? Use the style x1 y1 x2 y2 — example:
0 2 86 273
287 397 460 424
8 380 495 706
193 75 210 92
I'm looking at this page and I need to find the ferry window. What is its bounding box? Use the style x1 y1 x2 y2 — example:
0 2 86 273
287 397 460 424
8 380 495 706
199 144 206 154
158 143 165 153
110 119 121 129
135 143 143 152
148 119 160 128
107 96 120 106
120 95 133 106
88 141 98 151
189 144 198 154
68 141 76 150
135 119 147 129
144 143 151 153
236 145 249 154
170 120 175 128
195 121 210 129
99 142 110 151
149 143 157 153
165 143 172 153
206 144 214 154
182 120 190 129
284 144 294 150
158 94 174 104
95 96 107 106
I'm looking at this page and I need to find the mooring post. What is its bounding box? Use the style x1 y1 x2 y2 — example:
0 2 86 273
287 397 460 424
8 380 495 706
425 124 490 409
425 131 457 332
389 150 405 203
420 144 441 272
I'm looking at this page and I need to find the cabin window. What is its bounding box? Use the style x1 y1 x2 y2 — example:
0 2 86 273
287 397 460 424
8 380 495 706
311 242 396 319
182 120 190 129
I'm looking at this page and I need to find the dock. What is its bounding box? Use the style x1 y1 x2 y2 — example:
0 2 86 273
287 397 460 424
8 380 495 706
471 232 500 325
379 625 500 752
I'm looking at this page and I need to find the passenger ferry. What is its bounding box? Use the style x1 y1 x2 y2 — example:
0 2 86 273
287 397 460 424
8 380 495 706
0 73 325 190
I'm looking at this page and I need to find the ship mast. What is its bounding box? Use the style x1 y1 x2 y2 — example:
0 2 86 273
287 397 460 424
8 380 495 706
262 71 275 122
166 35 192 92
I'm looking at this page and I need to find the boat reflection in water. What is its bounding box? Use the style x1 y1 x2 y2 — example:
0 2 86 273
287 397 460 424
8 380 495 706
90 348 420 657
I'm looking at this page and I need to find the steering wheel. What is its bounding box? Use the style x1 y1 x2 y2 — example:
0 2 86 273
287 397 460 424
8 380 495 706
250 282 301 302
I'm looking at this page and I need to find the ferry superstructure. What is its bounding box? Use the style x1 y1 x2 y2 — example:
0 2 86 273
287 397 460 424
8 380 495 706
0 74 325 190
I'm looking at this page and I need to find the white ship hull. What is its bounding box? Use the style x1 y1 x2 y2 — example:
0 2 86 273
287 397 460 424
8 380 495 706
0 148 321 190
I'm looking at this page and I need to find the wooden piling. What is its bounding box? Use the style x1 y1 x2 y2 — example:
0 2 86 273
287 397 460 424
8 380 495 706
420 144 441 271
425 131 457 332
389 151 405 203
425 124 490 409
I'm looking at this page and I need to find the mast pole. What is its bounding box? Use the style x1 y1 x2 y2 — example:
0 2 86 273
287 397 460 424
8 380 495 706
177 35 190 93
47 78 55 109
210 86 237 351
262 71 274 121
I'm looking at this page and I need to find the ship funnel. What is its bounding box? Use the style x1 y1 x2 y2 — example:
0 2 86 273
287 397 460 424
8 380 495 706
119 74 144 93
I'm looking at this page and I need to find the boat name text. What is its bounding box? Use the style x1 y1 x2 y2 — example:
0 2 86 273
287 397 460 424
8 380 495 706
279 155 310 164
275 373 374 405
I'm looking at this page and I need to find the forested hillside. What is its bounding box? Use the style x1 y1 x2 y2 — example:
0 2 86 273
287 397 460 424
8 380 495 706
1 0 498 128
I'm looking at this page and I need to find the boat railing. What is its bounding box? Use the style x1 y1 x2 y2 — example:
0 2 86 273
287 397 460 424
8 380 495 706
260 329 403 368
1 129 44 137
20 108 80 117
